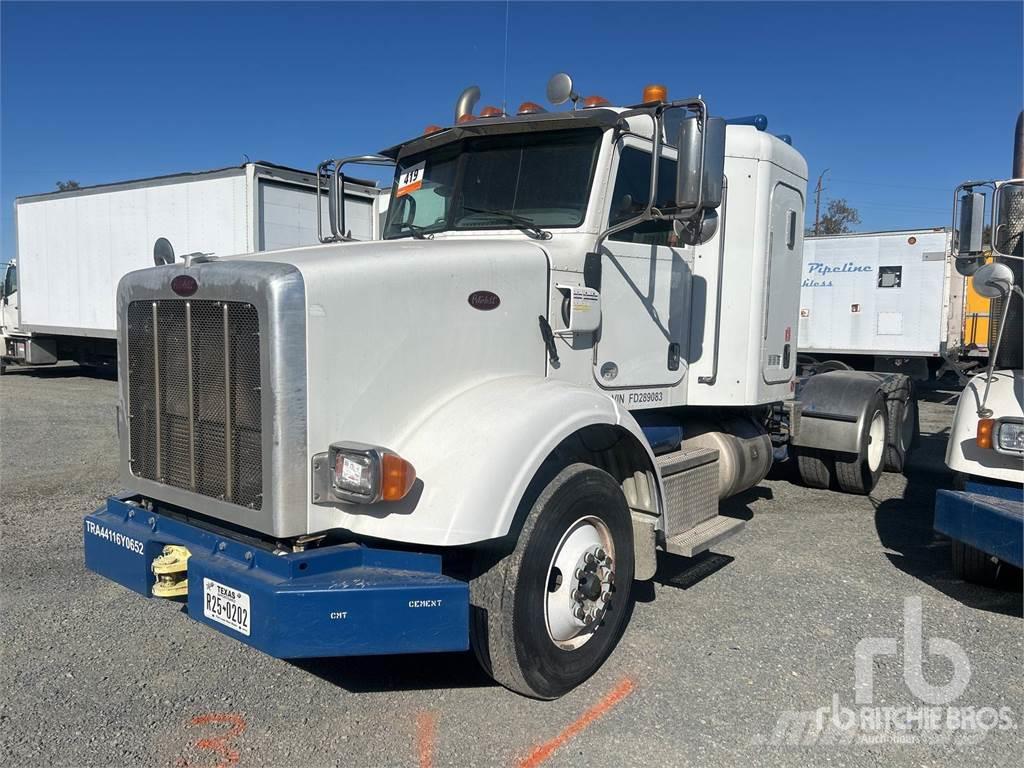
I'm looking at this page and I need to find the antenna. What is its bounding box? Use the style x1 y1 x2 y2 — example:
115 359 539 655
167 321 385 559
501 0 511 114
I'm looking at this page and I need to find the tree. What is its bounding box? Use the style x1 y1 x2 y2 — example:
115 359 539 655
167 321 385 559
55 180 80 191
816 198 861 235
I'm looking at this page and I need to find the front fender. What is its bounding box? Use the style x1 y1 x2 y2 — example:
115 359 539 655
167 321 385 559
310 376 659 547
946 369 1024 483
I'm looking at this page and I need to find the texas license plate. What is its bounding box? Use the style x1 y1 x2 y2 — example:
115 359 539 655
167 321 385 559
202 577 251 636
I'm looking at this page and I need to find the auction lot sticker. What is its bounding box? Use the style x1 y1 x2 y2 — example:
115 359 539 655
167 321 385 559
396 161 425 197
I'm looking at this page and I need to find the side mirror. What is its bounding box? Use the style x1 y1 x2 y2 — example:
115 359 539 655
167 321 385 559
956 191 986 257
676 115 726 211
971 262 1015 299
992 181 1024 258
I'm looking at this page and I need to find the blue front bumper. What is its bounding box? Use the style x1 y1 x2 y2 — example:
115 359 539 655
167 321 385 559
84 496 469 658
934 481 1024 568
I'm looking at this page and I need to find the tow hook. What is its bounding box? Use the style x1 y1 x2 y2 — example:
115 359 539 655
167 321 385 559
152 545 191 598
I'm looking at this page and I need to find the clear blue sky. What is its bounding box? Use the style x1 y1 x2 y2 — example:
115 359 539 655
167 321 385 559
2 1 1022 257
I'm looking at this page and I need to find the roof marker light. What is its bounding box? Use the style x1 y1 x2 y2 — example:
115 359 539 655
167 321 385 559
457 113 476 124
583 95 610 108
517 101 546 115
423 124 443 135
479 105 503 118
642 84 668 103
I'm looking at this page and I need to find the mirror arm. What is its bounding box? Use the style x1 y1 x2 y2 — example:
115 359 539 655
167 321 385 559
593 98 711 254
317 155 396 244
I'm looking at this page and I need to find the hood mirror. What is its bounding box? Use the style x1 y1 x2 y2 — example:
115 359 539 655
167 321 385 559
546 73 578 107
153 237 176 266
971 262 1015 299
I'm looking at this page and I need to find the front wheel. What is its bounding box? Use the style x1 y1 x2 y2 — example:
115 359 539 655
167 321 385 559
469 463 635 699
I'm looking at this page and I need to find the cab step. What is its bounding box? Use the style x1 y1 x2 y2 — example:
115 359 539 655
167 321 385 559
664 515 745 558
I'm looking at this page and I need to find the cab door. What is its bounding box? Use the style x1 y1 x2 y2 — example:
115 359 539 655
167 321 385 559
595 143 691 392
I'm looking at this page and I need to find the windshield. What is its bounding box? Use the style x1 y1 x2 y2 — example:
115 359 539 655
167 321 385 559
383 128 601 240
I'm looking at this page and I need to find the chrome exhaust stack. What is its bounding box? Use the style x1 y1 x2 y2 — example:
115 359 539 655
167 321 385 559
454 85 480 123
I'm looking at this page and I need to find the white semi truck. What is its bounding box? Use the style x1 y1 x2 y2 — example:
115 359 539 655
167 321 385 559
83 77 913 698
934 112 1024 587
2 162 387 374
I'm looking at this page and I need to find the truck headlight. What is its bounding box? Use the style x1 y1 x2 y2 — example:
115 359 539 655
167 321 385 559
995 420 1024 455
324 442 417 503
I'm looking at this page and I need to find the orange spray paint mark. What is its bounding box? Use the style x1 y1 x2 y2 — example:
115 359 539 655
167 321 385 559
416 711 436 768
182 713 247 768
517 678 636 768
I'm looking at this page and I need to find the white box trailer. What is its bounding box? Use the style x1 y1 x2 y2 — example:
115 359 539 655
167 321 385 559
2 162 388 372
797 228 964 379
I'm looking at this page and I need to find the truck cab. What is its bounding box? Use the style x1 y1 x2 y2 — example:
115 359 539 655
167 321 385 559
935 158 1024 587
83 78 900 698
1 261 21 374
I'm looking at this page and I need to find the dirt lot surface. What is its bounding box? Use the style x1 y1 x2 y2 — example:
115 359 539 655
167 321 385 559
2 366 1021 767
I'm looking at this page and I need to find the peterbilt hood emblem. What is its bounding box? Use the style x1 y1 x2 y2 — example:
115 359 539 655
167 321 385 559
171 274 198 296
468 290 500 311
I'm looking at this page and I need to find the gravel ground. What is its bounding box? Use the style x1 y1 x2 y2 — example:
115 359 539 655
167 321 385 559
2 365 1021 768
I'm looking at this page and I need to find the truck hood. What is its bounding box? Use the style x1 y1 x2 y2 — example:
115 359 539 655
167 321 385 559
256 237 554 490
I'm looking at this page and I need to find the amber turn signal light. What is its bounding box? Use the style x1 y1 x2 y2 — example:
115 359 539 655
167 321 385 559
381 453 417 501
976 418 995 449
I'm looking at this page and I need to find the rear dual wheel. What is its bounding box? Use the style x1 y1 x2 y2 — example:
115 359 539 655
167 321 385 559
794 391 889 495
469 464 634 699
834 392 888 495
880 375 919 473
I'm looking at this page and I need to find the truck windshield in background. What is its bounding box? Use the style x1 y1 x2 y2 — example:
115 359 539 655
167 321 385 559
383 128 602 239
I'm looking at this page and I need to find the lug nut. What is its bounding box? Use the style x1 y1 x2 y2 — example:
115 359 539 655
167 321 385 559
571 589 583 602
573 605 586 620
575 568 586 580
596 548 607 561
601 591 612 603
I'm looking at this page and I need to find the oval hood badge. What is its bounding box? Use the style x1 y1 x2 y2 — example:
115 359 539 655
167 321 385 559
468 290 500 311
171 274 198 297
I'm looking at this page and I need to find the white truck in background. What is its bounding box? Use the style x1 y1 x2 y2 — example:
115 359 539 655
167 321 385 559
83 76 916 699
2 162 388 374
798 228 984 381
934 112 1023 588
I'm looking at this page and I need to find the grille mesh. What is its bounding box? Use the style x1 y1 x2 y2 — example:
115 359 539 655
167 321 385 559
127 300 263 509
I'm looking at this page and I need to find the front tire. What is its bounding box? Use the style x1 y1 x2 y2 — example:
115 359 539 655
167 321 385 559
469 463 635 699
951 540 1002 587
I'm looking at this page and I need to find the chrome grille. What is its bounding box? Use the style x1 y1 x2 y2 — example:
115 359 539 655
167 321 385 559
127 300 263 509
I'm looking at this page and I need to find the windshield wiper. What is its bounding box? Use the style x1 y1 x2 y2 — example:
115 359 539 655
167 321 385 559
393 222 433 240
461 206 552 240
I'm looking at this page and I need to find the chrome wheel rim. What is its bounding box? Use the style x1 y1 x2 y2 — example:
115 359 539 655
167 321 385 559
544 516 615 650
867 410 885 472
